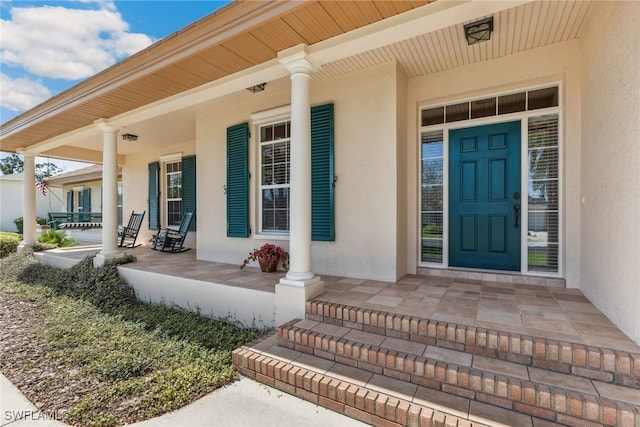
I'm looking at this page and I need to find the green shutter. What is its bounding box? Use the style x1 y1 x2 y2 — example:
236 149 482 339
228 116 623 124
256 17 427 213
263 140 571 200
81 188 91 221
66 190 73 213
148 161 160 230
182 155 196 231
311 103 335 241
82 188 91 211
227 123 250 237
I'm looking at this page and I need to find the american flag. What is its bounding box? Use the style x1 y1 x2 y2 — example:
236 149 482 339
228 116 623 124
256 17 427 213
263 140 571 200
35 175 47 196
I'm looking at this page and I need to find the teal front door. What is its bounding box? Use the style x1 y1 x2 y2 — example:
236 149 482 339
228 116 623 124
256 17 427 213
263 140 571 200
449 121 521 271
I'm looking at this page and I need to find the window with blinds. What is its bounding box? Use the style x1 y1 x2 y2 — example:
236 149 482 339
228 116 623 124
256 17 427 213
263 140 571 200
420 131 444 263
527 114 559 272
260 121 291 233
165 160 182 227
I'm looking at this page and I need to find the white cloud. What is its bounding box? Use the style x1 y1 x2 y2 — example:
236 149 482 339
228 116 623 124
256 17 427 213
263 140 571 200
0 72 51 112
0 2 154 80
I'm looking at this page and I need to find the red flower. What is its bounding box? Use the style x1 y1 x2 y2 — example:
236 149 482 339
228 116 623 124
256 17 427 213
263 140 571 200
240 243 289 271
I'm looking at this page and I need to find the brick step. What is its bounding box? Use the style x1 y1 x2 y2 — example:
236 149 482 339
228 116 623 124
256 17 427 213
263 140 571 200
234 333 535 427
306 300 640 390
277 318 640 426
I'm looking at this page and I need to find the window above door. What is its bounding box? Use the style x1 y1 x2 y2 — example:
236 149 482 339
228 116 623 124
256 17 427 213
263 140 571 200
421 86 559 126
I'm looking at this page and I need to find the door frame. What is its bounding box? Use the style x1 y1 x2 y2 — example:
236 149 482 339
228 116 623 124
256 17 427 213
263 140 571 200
417 83 564 277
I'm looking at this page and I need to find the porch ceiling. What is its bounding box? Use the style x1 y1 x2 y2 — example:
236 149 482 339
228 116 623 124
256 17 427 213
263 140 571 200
0 0 591 162
318 0 591 80
0 0 432 154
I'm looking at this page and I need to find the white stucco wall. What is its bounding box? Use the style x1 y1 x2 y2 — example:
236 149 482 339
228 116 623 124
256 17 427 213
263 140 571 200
121 141 196 248
0 174 63 232
405 40 583 287
196 62 402 281
579 1 640 344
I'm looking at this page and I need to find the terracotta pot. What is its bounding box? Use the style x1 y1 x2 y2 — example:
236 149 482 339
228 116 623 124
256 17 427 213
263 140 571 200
258 255 279 272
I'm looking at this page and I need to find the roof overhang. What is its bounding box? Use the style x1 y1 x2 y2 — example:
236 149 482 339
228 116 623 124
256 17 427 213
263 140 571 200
0 0 590 163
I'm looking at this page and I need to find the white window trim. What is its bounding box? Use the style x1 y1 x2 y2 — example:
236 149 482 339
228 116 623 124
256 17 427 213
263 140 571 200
254 233 290 241
72 186 84 212
252 105 293 238
162 157 183 228
160 152 182 162
251 105 291 124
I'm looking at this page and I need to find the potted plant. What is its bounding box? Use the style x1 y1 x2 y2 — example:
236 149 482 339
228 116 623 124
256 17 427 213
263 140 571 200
240 243 289 272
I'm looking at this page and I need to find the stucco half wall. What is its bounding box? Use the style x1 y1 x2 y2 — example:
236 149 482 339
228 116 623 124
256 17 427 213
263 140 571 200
118 267 275 327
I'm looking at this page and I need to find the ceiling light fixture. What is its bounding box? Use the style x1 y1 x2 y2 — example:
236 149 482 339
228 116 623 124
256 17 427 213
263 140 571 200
122 133 138 142
463 17 494 46
246 83 267 93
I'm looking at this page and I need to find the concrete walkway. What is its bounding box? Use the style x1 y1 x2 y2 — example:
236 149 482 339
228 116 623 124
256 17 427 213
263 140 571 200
1 373 366 427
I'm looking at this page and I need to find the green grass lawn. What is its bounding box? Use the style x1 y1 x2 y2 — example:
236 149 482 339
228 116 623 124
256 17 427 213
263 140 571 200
0 250 270 427
528 251 548 267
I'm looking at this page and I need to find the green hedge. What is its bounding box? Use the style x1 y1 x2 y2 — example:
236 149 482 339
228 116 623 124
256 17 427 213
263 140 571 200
0 232 61 258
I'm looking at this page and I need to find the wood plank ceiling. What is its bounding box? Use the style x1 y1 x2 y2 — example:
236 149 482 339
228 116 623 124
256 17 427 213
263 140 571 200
315 1 591 81
0 0 591 155
0 0 431 153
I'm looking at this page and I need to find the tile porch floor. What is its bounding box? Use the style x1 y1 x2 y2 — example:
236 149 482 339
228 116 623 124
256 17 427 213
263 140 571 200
119 247 640 353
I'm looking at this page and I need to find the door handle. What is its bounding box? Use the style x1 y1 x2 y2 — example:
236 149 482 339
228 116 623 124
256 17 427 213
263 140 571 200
513 204 520 229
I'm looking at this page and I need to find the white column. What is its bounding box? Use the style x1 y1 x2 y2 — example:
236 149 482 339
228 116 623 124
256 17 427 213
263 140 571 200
275 45 324 324
286 57 314 280
18 151 36 251
94 120 119 267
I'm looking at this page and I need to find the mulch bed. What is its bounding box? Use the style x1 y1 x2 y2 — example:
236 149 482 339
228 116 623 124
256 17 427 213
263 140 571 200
0 291 104 423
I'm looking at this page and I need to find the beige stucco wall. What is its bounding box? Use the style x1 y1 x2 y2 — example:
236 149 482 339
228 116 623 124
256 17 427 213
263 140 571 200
579 1 640 344
396 62 409 280
122 141 196 247
196 62 402 281
405 39 583 287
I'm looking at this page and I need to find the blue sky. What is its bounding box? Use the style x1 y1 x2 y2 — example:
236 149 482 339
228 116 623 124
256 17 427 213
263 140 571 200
0 0 230 124
0 0 230 171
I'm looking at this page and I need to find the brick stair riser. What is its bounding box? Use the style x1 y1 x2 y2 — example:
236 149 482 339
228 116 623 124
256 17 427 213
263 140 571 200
306 301 640 389
278 323 640 427
232 347 484 427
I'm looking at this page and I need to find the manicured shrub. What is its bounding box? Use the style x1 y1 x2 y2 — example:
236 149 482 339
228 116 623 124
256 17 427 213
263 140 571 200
38 229 78 247
0 249 137 311
0 232 21 258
